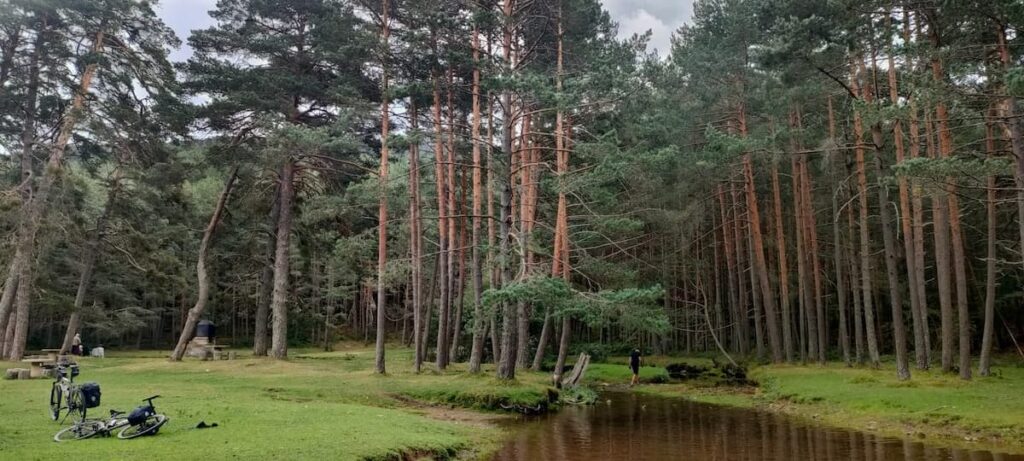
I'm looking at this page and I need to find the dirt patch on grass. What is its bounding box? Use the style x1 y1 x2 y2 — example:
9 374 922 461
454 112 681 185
389 394 510 429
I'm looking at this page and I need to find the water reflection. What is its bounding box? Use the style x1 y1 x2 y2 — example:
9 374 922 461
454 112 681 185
491 392 1023 461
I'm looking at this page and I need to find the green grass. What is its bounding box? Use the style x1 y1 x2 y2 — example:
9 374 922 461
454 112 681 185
0 345 556 460
750 361 1024 449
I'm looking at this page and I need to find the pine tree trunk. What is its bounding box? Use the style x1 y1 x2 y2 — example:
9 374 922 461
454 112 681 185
441 68 458 369
531 309 553 370
449 177 468 360
432 66 450 370
742 153 782 362
980 112 998 376
486 91 500 364
871 125 911 380
926 111 955 373
495 1 518 378
374 0 390 374
269 160 295 359
516 114 534 369
0 26 44 355
410 102 424 372
468 26 486 373
908 103 931 363
834 180 851 366
887 24 928 370
828 96 851 366
748 225 765 360
799 152 824 363
792 153 812 362
171 167 239 361
905 16 932 363
925 10 968 378
253 184 280 357
8 30 105 360
731 182 750 356
848 198 865 364
0 262 18 358
552 109 573 383
1010 98 1024 273
851 61 880 366
718 185 741 353
771 165 794 361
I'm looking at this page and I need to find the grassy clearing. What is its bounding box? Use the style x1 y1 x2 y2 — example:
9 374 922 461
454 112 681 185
751 362 1024 451
0 345 556 460
619 356 1024 454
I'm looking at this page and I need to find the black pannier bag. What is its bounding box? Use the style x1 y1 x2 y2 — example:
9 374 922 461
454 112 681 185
80 382 101 408
57 364 79 380
127 407 152 426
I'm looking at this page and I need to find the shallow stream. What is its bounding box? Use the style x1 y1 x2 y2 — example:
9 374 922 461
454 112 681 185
492 391 1023 460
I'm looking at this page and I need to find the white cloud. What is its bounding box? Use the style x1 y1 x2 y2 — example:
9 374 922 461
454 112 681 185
615 8 673 55
156 0 694 61
602 0 695 56
156 0 217 62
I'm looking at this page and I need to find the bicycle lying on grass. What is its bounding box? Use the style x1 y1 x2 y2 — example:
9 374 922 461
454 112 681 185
53 395 168 442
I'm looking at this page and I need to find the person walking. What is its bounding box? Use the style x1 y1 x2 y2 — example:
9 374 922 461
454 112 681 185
629 348 642 386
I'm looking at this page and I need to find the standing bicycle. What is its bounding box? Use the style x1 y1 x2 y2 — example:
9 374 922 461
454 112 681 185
48 363 101 424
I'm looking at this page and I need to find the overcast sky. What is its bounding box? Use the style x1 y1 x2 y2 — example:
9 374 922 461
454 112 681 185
156 0 694 62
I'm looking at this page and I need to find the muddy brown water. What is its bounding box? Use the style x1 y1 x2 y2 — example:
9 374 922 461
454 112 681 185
491 392 1024 461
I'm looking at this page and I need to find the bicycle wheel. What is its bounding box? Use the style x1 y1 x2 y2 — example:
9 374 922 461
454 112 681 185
53 421 104 442
66 389 87 424
117 414 167 439
49 384 62 421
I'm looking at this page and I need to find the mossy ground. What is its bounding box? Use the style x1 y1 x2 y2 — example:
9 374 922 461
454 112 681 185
0 344 555 460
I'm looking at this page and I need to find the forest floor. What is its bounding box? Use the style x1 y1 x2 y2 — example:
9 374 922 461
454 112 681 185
596 354 1024 455
0 345 556 460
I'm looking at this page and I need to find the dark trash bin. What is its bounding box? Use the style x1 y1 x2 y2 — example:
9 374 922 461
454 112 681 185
196 320 216 339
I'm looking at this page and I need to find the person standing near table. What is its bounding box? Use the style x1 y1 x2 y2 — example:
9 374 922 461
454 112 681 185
71 333 83 356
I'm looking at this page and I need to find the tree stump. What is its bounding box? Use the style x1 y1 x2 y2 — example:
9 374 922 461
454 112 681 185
561 353 591 388
17 369 31 380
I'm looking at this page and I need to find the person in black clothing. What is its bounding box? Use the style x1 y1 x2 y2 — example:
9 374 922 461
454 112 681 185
629 348 642 386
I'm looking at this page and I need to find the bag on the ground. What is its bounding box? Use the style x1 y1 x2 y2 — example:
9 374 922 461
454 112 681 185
80 382 101 408
127 407 152 426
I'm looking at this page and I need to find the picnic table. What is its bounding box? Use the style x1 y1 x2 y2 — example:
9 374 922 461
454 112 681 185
209 344 229 360
20 356 53 379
